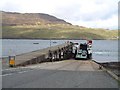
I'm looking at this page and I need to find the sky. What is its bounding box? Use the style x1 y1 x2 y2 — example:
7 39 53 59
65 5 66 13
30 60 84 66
0 0 119 30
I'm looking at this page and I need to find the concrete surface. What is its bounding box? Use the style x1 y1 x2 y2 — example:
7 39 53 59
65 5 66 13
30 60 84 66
2 60 119 88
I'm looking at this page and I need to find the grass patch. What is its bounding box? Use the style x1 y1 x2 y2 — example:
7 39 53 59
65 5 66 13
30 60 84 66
2 25 118 39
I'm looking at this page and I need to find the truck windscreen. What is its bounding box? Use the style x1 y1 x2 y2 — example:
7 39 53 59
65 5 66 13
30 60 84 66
80 44 87 50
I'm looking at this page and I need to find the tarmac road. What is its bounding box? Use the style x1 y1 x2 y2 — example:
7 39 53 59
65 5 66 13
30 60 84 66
2 60 119 88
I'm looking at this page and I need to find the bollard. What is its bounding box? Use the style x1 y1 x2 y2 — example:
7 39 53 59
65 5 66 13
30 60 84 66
9 56 15 67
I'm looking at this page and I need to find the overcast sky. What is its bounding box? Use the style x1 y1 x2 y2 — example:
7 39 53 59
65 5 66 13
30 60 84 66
1 0 119 30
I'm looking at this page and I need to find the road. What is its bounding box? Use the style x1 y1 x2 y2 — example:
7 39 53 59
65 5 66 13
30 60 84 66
2 60 119 88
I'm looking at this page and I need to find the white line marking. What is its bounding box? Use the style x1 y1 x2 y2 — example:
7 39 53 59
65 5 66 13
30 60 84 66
1 73 12 77
18 71 29 74
2 67 28 71
2 69 37 77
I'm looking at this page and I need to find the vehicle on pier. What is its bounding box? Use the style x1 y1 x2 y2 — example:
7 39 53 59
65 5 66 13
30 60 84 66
72 42 79 54
75 40 92 60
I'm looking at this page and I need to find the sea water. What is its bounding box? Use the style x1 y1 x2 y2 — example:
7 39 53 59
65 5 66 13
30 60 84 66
1 39 118 63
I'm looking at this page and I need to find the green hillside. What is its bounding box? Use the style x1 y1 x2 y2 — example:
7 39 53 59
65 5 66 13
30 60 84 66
2 11 118 39
2 25 118 39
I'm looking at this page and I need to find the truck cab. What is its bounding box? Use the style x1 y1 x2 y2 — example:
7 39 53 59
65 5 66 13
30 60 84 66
75 43 88 59
75 40 92 60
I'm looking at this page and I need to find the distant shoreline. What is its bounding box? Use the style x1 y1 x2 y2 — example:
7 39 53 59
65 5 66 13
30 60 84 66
1 38 118 40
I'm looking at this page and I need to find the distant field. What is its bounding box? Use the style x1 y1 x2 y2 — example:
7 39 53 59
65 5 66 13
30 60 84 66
2 24 118 39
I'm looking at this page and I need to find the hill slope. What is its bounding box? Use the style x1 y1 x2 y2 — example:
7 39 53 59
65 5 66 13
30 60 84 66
2 11 71 26
1 11 118 40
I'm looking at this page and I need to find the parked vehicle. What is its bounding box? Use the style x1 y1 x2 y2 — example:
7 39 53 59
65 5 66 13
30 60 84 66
72 43 79 54
75 40 92 60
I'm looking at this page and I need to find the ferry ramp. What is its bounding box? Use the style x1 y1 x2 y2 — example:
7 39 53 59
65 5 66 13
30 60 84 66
2 60 119 88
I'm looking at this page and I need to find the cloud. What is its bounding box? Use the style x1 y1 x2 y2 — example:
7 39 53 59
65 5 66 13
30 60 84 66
1 0 119 29
70 14 117 29
1 1 22 12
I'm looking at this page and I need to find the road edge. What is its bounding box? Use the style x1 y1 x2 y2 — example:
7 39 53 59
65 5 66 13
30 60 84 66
92 60 120 82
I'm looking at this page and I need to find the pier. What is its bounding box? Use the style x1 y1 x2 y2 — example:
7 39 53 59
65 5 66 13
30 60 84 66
2 42 73 68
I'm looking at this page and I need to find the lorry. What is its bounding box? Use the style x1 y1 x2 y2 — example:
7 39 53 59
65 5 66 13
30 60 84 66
75 40 92 60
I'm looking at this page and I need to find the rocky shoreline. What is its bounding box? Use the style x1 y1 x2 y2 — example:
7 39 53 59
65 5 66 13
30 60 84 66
100 62 120 77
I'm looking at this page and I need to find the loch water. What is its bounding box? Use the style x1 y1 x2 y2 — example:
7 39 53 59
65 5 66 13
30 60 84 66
1 39 118 63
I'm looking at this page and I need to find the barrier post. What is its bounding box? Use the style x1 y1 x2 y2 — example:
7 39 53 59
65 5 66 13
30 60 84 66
9 56 15 67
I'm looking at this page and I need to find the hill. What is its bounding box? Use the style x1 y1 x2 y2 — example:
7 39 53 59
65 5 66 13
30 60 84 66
1 11 118 40
2 11 71 26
